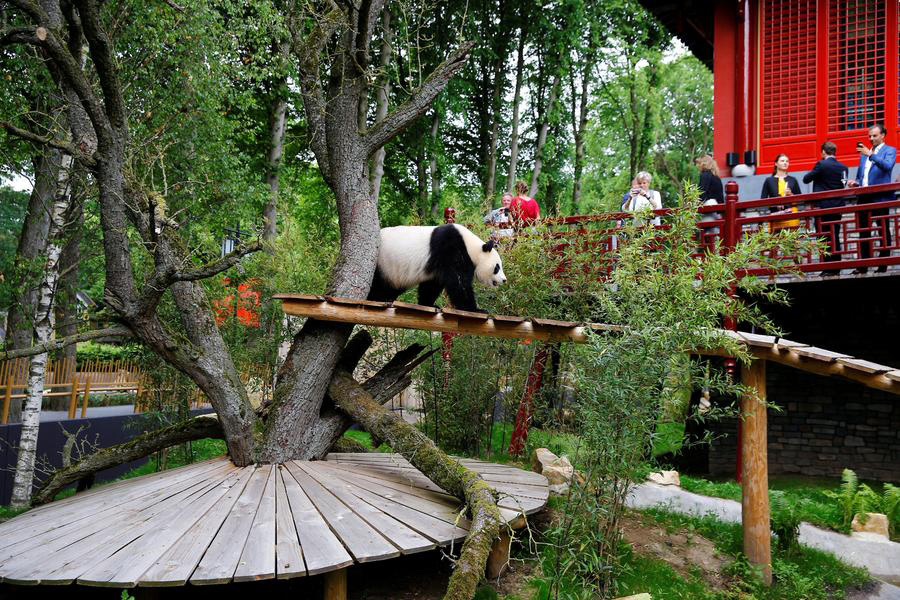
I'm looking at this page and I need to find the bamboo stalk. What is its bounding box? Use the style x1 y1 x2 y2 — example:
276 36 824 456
68 377 79 419
2 375 12 425
80 375 92 418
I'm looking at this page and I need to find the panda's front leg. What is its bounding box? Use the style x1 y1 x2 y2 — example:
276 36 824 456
443 273 484 313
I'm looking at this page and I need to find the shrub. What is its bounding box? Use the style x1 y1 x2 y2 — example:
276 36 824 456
770 490 802 555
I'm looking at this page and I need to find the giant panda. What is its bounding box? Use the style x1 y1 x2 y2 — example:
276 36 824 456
368 224 506 312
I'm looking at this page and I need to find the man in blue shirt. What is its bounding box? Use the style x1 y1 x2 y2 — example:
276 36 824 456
848 123 896 273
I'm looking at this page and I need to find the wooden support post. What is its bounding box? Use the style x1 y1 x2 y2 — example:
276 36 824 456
322 567 347 600
80 376 93 418
2 375 11 425
67 378 79 419
740 359 772 585
486 528 511 579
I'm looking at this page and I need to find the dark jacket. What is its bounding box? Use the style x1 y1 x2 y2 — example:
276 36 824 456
698 171 724 203
802 157 849 208
760 175 801 200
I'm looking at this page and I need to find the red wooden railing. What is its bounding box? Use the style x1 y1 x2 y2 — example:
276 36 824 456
528 181 900 276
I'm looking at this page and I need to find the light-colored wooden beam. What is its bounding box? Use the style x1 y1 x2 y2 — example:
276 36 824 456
322 567 347 600
740 359 772 585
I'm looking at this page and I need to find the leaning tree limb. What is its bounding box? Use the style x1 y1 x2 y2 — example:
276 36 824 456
329 370 502 600
0 326 132 361
31 415 224 506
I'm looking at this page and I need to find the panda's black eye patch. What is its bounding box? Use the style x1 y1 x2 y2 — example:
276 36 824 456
494 264 500 275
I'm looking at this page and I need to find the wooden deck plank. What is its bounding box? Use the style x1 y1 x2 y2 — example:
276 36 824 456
791 346 852 362
319 464 469 526
301 462 435 554
886 370 900 383
323 462 461 506
321 467 469 544
77 468 256 587
190 465 273 585
273 467 307 580
836 357 892 374
0 461 236 565
279 463 353 576
0 460 234 558
1 466 240 585
283 461 399 563
0 458 229 544
233 466 279 582
324 461 453 497
138 466 257 586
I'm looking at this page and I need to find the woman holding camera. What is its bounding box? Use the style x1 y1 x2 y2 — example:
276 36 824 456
622 171 662 225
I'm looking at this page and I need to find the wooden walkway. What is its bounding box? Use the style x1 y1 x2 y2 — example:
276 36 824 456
0 453 548 587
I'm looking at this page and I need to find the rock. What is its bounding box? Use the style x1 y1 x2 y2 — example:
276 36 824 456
851 512 890 540
614 594 651 600
531 448 575 486
548 483 570 496
647 471 681 486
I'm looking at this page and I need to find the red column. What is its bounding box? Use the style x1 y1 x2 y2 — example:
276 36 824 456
724 181 742 481
441 207 457 390
508 346 550 456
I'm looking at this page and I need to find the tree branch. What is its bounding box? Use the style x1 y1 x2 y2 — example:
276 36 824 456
31 415 225 506
171 241 263 282
329 370 502 600
0 121 96 166
363 41 475 158
77 0 127 129
0 326 132 361
5 0 46 22
288 1 345 182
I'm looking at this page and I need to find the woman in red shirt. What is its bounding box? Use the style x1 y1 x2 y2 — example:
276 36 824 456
510 180 540 226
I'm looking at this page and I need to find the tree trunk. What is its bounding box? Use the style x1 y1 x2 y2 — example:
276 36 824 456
506 33 526 194
10 150 74 508
484 52 507 201
6 154 55 351
369 8 393 201
571 65 590 211
51 193 84 410
530 71 561 199
429 110 442 219
263 94 287 246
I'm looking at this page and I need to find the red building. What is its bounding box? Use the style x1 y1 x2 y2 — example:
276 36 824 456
643 0 900 173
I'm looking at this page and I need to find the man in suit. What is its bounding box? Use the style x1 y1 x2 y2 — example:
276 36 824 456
848 123 896 273
803 141 849 274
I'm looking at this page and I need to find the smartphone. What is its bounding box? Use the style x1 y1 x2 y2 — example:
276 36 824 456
857 142 865 148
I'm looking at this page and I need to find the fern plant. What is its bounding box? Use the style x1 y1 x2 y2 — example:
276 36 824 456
769 490 802 555
883 483 900 539
824 468 884 530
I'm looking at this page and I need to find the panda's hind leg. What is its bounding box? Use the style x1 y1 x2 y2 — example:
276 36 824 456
441 271 481 312
368 269 404 302
417 279 443 307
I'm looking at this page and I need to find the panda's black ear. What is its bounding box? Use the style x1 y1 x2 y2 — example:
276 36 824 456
482 240 496 252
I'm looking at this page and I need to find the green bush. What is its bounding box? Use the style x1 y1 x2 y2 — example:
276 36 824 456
76 342 142 365
769 490 802 556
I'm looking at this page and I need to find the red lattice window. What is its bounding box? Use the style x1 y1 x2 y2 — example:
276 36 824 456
761 0 818 139
828 0 886 133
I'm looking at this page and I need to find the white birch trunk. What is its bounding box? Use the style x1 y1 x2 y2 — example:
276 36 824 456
529 71 561 199
506 34 526 193
10 152 74 508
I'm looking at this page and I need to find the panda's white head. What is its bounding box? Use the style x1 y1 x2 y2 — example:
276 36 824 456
474 239 507 288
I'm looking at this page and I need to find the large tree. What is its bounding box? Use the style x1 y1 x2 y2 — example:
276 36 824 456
2 0 501 596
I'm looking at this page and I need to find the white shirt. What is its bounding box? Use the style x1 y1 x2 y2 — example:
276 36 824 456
862 143 884 186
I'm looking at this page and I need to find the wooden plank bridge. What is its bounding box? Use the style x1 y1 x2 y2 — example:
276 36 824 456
0 453 547 590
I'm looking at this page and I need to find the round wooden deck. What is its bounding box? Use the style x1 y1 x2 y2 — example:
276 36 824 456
0 453 548 587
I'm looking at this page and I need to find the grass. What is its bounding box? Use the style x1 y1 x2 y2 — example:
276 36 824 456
635 508 872 600
342 429 392 452
680 473 855 535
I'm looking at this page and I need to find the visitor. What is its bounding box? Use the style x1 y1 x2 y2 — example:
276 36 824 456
695 155 723 237
484 193 514 237
802 141 849 274
847 122 896 273
760 153 801 233
622 171 662 225
510 181 540 227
